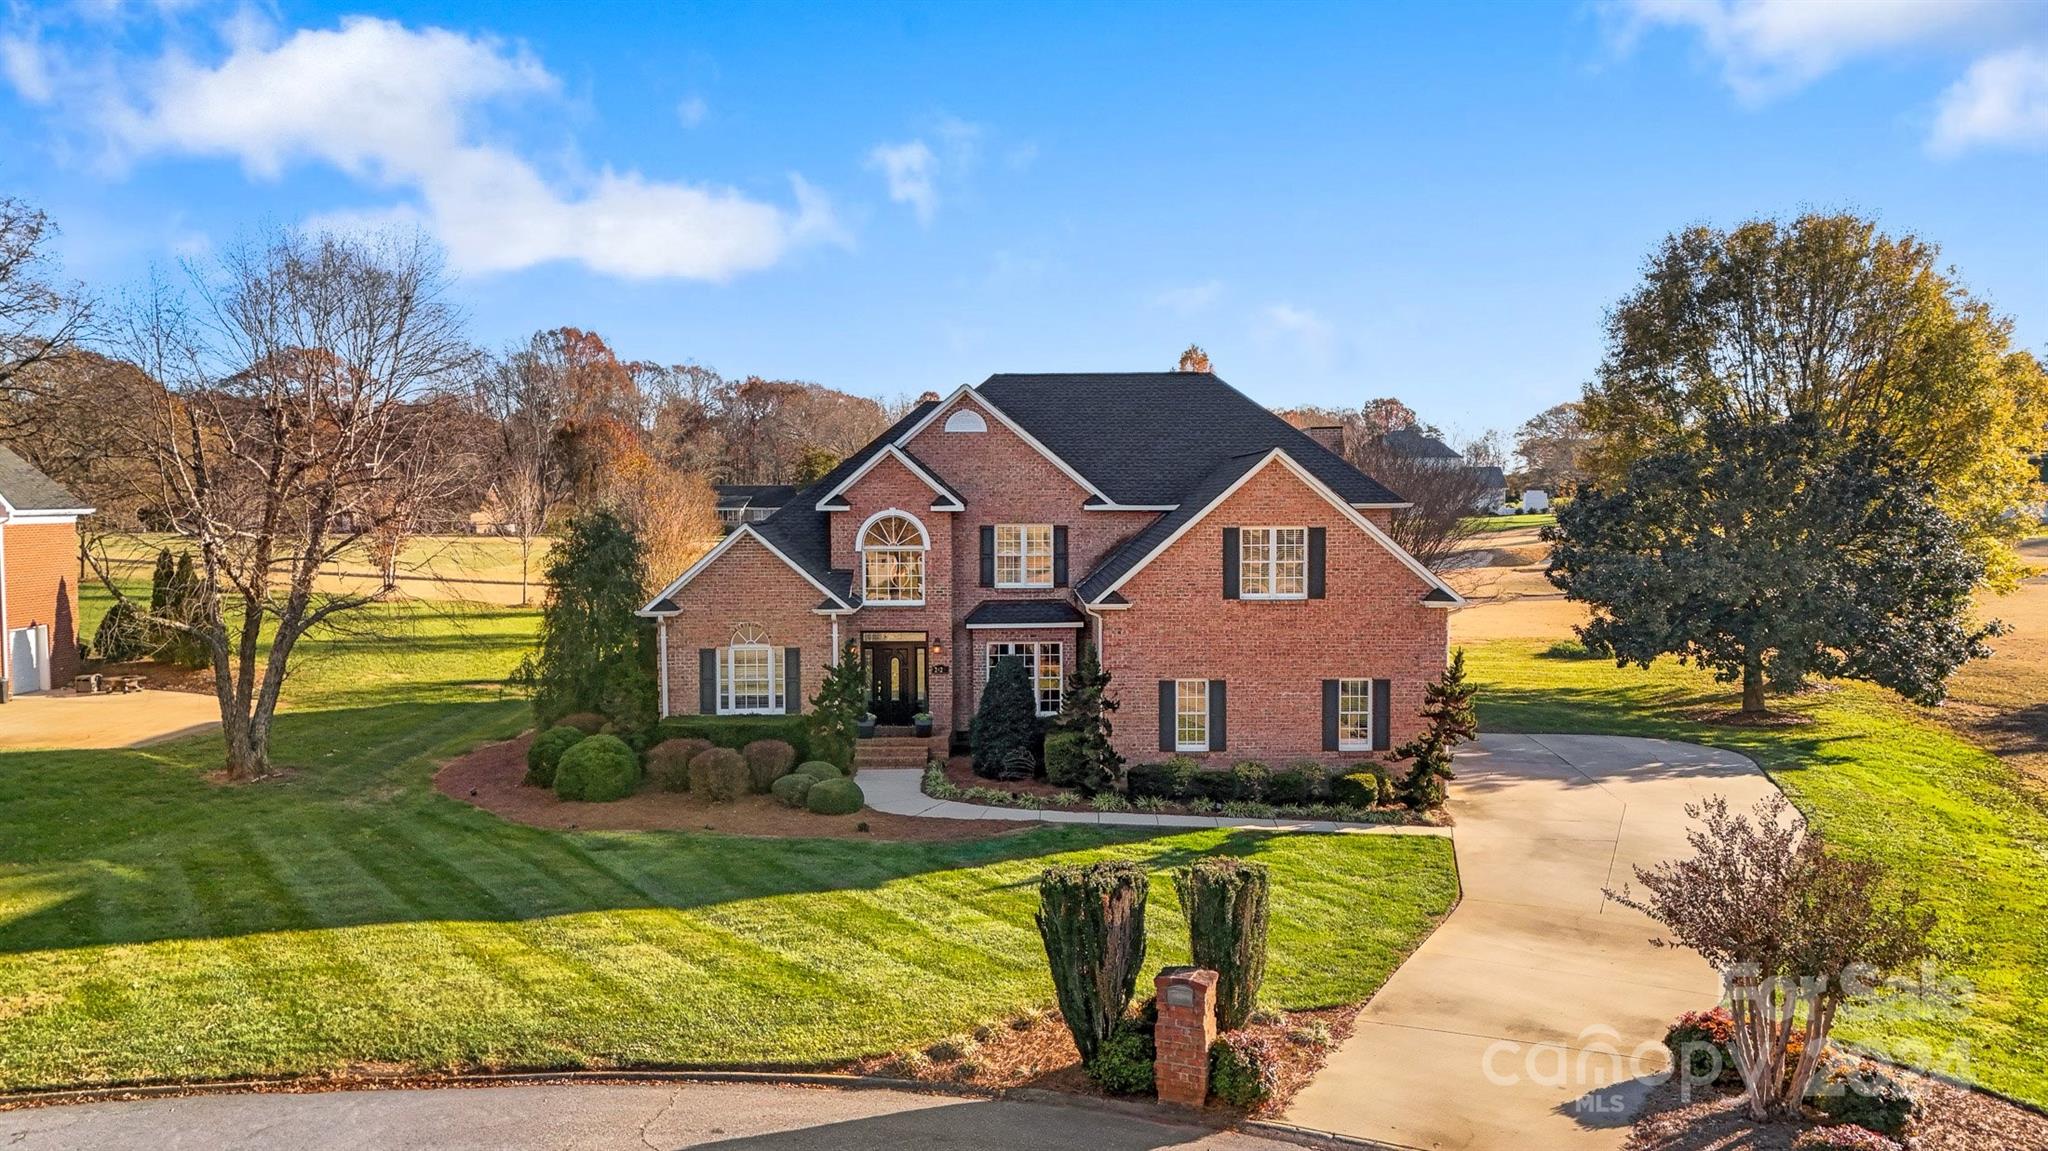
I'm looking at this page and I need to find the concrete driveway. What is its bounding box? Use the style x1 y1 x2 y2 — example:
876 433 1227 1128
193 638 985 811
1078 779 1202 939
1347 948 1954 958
1284 733 1782 1150
0 1082 1296 1150
0 690 219 751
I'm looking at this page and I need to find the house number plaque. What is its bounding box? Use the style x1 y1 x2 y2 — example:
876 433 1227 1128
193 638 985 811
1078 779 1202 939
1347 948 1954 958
1164 984 1195 1008
932 663 949 675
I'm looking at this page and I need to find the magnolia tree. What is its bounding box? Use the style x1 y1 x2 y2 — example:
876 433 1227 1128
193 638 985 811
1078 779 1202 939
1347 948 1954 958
1608 795 1936 1121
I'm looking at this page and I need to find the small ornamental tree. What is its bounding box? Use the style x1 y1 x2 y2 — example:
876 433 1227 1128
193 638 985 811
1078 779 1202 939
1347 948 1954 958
1174 858 1270 1030
808 641 867 771
1607 795 1937 1122
1392 649 1478 809
162 552 207 669
148 548 175 639
527 510 653 728
1052 639 1123 794
972 655 1039 779
1035 861 1149 1065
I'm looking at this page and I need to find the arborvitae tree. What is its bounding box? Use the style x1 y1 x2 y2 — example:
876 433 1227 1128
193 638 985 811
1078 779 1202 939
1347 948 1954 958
808 641 867 770
1174 858 1270 1030
164 552 207 669
149 548 175 613
1393 649 1479 810
529 509 652 728
972 655 1039 779
1035 861 1149 1064
1053 639 1122 793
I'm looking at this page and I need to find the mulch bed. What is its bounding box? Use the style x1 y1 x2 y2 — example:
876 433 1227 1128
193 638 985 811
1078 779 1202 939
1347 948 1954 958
437 734 1029 842
938 756 1445 825
841 1003 1358 1118
1627 1067 2048 1151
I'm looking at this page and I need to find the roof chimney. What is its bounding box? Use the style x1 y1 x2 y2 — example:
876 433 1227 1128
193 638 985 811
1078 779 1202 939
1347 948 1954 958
1305 425 1346 455
1176 344 1212 373
917 390 941 403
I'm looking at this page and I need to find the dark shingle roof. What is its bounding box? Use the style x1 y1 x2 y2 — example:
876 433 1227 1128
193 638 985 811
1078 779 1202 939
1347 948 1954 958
713 484 797 512
1075 451 1269 603
1379 427 1464 461
974 373 1406 507
1472 465 1506 488
0 446 83 513
963 600 1086 627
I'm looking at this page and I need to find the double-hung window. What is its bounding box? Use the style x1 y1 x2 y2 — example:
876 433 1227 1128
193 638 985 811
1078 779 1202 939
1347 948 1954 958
1240 527 1307 598
986 641 1064 715
720 624 783 714
860 513 927 604
1175 679 1210 751
994 524 1054 588
1336 678 1372 751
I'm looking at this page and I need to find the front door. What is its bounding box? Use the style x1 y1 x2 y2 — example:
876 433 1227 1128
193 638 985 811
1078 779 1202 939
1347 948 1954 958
864 641 926 725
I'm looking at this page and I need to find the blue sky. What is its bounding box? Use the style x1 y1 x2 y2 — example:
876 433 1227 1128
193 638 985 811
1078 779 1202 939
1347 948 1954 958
4 1 2046 440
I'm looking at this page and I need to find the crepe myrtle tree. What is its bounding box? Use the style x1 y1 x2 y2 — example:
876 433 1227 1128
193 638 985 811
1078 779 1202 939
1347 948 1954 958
1547 414 1996 716
1608 795 1936 1121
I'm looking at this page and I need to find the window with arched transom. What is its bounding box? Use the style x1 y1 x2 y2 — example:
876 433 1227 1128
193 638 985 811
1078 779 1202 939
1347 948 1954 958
719 622 783 714
859 512 928 605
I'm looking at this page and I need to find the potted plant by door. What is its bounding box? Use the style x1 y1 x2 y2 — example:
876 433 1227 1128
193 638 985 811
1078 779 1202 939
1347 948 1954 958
857 712 878 739
912 711 934 738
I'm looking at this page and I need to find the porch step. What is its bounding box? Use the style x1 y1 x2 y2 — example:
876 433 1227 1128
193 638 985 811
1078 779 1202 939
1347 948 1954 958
854 736 937 769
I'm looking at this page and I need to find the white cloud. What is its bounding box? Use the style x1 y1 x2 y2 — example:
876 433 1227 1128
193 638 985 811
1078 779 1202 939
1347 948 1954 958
867 138 938 224
61 16 839 281
1150 280 1223 314
1257 302 1336 365
1932 47 2048 152
0 33 52 103
676 95 707 128
1610 0 2009 101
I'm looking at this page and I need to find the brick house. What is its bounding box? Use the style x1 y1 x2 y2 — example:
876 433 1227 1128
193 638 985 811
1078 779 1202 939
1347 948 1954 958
0 446 92 699
638 372 1461 767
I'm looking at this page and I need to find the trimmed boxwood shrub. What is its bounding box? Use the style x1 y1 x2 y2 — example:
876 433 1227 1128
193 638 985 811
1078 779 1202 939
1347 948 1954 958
553 734 640 802
1266 763 1324 805
689 747 750 802
743 739 798 793
1208 1032 1280 1108
1811 1056 1921 1137
644 738 711 792
1188 770 1237 804
794 760 843 783
770 773 816 808
1331 771 1380 808
1087 1005 1157 1095
1127 757 1198 800
524 725 586 788
556 711 609 735
806 776 865 815
656 715 811 762
1228 761 1270 801
1043 730 1089 789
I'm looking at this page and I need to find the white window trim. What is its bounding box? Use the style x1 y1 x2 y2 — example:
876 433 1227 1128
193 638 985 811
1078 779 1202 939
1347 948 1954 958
1175 678 1210 753
857 508 930 606
994 523 1055 589
719 625 783 715
1240 525 1309 600
986 640 1065 716
1337 678 1373 752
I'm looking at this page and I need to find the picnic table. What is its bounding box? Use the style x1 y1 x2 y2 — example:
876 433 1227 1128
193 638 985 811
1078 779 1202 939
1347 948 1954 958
71 674 101 695
115 675 145 694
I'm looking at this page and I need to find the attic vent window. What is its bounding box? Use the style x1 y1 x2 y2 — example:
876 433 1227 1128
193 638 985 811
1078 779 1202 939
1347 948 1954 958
943 410 988 433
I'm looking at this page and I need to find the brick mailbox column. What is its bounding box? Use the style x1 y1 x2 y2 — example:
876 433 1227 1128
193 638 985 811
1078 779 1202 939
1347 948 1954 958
1153 966 1220 1107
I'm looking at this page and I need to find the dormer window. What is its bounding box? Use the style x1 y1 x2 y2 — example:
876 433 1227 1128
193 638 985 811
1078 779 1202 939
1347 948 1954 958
943 409 988 433
859 511 928 605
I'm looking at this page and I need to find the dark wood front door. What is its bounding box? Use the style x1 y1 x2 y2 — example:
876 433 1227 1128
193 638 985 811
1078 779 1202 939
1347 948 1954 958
864 642 926 725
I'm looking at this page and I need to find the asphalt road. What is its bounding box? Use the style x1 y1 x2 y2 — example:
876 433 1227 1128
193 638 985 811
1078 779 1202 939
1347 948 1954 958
0 1082 1305 1150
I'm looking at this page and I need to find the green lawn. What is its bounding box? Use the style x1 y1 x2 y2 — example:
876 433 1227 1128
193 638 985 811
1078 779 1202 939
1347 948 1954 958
1464 512 1556 533
0 602 1458 1092
1468 640 2048 1108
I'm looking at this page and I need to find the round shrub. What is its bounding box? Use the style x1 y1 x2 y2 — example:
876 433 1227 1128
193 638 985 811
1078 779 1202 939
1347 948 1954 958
644 738 712 792
743 739 798 792
1331 771 1380 808
1664 1008 1737 1088
1811 1056 1920 1137
1127 757 1198 800
1208 1032 1280 1108
806 776 865 815
1229 761 1270 801
553 734 640 802
770 773 816 808
1265 763 1324 806
1086 1013 1156 1095
555 711 608 735
524 725 586 788
794 760 844 783
688 747 750 803
1043 730 1089 789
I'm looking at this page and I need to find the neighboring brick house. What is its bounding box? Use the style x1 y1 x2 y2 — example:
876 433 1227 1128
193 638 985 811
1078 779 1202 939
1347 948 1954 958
0 446 92 699
639 372 1461 767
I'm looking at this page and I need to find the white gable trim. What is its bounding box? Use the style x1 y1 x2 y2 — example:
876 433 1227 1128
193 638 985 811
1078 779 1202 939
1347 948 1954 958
895 385 1115 505
1085 448 1465 607
813 445 965 512
637 525 852 616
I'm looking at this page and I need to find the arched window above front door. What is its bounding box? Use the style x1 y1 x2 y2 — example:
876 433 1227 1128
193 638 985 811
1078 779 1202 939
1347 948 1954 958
859 511 928 605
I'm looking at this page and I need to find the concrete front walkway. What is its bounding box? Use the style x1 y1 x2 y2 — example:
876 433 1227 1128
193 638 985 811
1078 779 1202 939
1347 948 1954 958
1284 733 1783 1150
860 768 1449 836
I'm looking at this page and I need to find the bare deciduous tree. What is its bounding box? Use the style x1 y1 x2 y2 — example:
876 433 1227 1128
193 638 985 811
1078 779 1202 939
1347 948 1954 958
0 197 92 436
98 229 477 780
477 337 570 605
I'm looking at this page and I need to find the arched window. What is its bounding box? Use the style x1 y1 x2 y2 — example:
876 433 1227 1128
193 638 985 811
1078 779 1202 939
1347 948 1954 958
721 622 782 714
943 409 988 433
859 512 928 604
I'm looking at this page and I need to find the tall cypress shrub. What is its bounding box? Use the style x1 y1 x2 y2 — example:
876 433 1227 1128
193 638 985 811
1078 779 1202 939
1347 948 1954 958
808 642 866 770
1035 861 1149 1064
972 656 1038 779
527 510 654 728
1052 639 1123 793
1174 858 1270 1030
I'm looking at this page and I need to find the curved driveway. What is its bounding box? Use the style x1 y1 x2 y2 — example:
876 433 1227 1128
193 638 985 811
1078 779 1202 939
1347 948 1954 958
1284 733 1782 1150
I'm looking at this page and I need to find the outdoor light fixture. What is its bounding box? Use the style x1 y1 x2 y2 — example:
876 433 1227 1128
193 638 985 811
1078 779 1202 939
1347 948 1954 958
930 638 945 657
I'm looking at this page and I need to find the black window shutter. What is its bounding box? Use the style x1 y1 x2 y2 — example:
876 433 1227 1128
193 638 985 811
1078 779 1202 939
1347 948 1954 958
1209 680 1227 752
699 648 718 715
1308 527 1327 599
783 648 801 714
1158 681 1175 752
1371 679 1392 751
1053 526 1069 587
979 526 995 587
1222 527 1240 599
1322 679 1340 751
